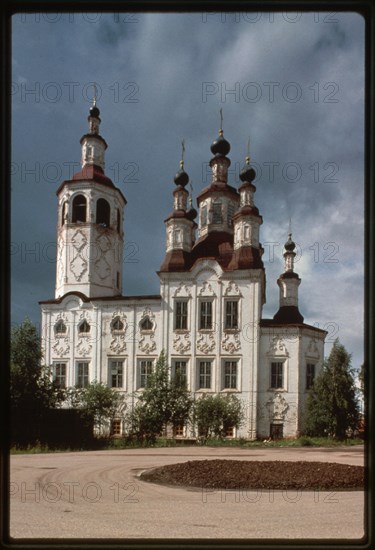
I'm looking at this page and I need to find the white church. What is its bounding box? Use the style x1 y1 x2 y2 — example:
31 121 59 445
40 101 327 440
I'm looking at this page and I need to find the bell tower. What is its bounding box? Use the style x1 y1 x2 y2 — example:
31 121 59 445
55 100 127 299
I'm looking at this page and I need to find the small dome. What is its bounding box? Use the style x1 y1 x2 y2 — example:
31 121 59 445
90 105 100 118
284 234 296 252
240 165 256 183
174 168 189 187
210 133 231 156
186 206 198 221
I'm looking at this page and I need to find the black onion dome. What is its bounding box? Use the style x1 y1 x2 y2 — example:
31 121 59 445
174 168 189 187
240 164 256 183
211 134 231 156
284 234 296 252
187 206 198 221
90 105 100 118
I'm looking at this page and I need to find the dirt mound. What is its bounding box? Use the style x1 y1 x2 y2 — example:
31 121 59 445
140 459 364 490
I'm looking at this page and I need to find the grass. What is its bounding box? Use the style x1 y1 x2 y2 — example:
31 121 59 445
10 436 364 454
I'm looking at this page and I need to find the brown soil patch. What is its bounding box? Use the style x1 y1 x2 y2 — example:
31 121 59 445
140 459 364 490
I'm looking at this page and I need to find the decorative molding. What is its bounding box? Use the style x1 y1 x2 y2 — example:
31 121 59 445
221 332 241 353
266 336 289 357
198 282 216 297
138 333 157 354
223 281 242 297
70 253 88 281
196 332 215 354
109 334 127 354
173 282 192 298
266 392 289 420
306 337 320 359
52 337 70 357
76 336 92 357
173 333 191 354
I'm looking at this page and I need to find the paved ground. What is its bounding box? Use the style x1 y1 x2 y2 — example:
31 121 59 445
10 446 365 541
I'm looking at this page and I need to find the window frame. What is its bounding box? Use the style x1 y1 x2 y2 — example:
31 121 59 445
138 359 154 389
306 363 316 390
76 362 89 388
224 299 239 330
199 299 214 330
78 319 90 334
140 317 153 332
198 360 212 390
173 360 188 387
270 361 284 390
223 360 238 390
174 300 188 330
111 418 122 437
96 198 111 227
109 359 124 389
72 194 87 223
53 362 67 388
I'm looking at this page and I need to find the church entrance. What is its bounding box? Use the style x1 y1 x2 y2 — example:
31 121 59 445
270 423 283 440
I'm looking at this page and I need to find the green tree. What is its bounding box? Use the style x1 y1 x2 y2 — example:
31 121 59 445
65 382 125 436
303 339 359 439
194 394 244 439
125 351 193 442
10 318 64 444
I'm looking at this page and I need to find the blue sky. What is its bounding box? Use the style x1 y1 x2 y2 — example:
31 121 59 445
11 11 365 369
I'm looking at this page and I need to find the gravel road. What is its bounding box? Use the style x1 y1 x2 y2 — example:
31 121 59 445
10 446 365 540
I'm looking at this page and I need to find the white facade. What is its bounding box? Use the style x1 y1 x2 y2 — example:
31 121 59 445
40 106 327 439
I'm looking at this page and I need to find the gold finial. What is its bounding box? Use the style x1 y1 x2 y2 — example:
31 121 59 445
180 139 185 169
246 137 251 165
219 108 223 136
92 82 97 107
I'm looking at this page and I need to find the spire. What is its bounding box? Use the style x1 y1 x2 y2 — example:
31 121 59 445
210 109 231 157
80 92 107 170
273 226 304 324
160 149 196 272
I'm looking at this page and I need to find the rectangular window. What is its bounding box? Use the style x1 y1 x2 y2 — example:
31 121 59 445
77 362 89 388
54 363 66 388
306 363 315 390
174 360 187 386
224 361 237 389
227 203 235 227
199 361 212 389
225 426 235 438
225 300 238 329
201 205 207 226
111 419 122 436
175 300 188 330
200 300 213 330
270 362 283 389
110 360 123 388
139 360 153 388
174 424 184 437
212 202 223 224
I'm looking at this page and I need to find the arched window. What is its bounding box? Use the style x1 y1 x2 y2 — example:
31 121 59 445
96 198 110 227
61 201 68 225
117 208 121 233
111 317 124 332
140 317 153 331
72 194 87 223
55 320 67 334
78 320 90 333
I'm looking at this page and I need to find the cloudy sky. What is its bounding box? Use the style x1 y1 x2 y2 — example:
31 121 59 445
11 11 364 370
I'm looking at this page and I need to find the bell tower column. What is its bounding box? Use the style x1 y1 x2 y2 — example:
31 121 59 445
55 100 127 299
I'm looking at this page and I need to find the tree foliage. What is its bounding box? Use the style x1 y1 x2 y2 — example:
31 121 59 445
125 351 193 442
193 394 244 439
65 382 125 435
303 339 359 439
10 318 65 444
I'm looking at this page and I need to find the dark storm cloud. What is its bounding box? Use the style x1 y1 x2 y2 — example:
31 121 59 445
11 12 364 367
